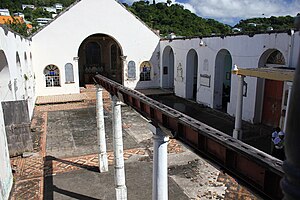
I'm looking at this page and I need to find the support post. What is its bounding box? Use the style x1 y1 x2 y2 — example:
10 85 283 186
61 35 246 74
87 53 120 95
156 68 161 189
283 82 293 133
233 75 245 139
148 123 169 200
281 16 300 200
112 95 127 200
96 85 108 172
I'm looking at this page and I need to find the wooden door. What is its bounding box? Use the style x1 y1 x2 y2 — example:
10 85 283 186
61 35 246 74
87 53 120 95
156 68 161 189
262 80 283 127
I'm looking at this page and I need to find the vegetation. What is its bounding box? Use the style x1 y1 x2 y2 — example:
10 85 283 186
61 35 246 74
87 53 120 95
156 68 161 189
234 15 296 33
126 1 231 36
1 0 298 37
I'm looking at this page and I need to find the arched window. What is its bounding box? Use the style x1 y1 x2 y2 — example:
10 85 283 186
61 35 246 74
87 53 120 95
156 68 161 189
44 65 60 87
65 63 74 83
128 61 136 79
111 44 117 70
140 61 151 81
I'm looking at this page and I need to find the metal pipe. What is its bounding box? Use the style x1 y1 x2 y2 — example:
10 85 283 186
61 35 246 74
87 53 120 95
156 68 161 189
96 85 108 172
112 95 127 200
281 15 300 200
233 75 245 139
149 123 169 200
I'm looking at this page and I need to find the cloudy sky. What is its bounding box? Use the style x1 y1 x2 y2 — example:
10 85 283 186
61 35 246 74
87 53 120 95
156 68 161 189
120 0 300 25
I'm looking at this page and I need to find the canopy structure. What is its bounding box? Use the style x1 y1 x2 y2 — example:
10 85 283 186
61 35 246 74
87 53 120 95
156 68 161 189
232 67 295 81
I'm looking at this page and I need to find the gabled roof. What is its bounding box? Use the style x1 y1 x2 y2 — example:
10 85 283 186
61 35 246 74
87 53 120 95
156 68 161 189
30 0 160 38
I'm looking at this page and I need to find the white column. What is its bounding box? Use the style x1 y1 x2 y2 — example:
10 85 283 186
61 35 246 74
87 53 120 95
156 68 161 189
148 123 169 200
96 85 108 172
283 82 293 133
233 75 245 139
112 95 127 200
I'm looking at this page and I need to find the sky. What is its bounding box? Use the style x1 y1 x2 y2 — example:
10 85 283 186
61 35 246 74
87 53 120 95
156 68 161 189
120 0 300 25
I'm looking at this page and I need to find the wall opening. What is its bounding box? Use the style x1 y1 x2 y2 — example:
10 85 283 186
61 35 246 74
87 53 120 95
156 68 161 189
162 46 174 89
78 34 123 86
186 49 198 100
213 49 232 111
256 49 286 127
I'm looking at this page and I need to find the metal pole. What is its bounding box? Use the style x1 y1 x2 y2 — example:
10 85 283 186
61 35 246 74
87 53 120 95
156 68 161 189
149 123 169 200
233 75 245 139
283 82 293 133
112 95 127 200
96 85 108 172
281 16 300 200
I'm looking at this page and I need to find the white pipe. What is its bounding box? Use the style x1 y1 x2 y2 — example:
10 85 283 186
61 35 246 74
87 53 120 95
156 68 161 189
96 85 108 172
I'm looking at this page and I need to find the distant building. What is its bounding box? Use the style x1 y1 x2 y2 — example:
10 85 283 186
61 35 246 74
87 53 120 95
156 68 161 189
13 12 25 19
248 22 257 27
0 9 10 16
232 27 241 32
44 7 57 13
22 4 35 10
0 16 32 29
54 3 63 10
35 18 52 26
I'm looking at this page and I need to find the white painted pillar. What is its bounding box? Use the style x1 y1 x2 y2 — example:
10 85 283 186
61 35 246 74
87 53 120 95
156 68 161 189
112 95 127 200
283 82 293 133
233 75 245 139
96 85 108 172
148 123 169 200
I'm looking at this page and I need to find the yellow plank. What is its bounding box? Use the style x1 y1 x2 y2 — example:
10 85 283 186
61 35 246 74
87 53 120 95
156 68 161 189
232 68 294 81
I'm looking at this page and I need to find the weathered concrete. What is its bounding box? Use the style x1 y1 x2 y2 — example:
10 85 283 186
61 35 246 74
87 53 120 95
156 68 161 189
46 107 139 158
43 161 189 200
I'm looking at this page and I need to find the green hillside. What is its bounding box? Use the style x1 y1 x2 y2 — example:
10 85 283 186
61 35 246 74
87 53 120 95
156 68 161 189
126 1 231 36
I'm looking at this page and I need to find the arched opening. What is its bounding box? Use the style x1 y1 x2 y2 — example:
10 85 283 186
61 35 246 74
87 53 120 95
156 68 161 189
44 64 60 87
78 34 123 86
256 49 285 127
0 50 12 101
162 46 174 89
213 49 232 111
186 49 198 100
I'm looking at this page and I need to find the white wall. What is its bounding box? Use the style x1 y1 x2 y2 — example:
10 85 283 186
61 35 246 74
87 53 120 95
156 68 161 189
0 26 35 200
32 0 160 96
160 32 298 123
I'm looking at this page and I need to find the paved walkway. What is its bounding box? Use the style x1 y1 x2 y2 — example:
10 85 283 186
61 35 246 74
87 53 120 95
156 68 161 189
10 87 262 200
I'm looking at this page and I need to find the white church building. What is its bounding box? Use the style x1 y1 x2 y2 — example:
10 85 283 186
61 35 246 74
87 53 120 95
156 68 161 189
0 0 299 199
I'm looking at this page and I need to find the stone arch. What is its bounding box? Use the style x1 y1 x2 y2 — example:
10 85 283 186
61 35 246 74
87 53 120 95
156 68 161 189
213 49 232 110
255 49 286 126
78 33 123 86
0 50 13 101
162 46 174 89
185 49 198 100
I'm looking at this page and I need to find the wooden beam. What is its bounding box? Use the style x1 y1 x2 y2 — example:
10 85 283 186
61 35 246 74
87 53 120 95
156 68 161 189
232 67 294 81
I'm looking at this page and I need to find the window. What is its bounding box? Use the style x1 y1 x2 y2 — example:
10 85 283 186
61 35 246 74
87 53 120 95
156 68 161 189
65 63 74 83
140 61 151 81
110 44 117 70
44 64 60 87
128 61 136 79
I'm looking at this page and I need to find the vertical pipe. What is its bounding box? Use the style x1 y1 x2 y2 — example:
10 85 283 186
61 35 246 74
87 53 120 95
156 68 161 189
283 82 293 133
112 95 127 200
149 123 169 200
281 16 300 200
96 85 108 172
233 75 245 139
